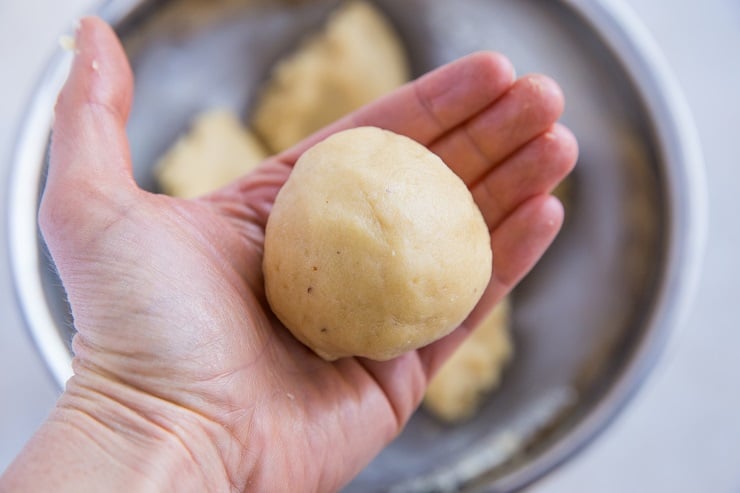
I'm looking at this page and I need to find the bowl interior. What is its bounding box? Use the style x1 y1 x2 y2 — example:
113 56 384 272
36 0 668 490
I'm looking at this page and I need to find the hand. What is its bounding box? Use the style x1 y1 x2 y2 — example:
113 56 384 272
3 17 576 493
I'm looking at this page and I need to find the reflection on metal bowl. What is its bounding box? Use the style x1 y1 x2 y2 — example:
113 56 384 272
7 0 705 491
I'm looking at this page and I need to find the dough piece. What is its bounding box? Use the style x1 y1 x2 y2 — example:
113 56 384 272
263 127 492 361
251 0 410 153
155 109 267 198
423 298 513 423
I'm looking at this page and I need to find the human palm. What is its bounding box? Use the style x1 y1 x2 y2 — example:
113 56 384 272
39 18 576 492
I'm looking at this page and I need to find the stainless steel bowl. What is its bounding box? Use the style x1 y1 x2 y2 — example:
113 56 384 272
7 0 706 491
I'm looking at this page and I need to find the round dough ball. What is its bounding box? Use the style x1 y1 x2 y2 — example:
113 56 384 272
263 127 492 361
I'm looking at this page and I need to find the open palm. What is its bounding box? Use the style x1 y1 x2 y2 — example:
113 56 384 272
39 18 577 492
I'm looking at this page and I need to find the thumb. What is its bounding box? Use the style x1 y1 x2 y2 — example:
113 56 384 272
40 16 137 250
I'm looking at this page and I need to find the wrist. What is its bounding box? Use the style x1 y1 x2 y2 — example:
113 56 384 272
2 369 243 493
62 370 241 492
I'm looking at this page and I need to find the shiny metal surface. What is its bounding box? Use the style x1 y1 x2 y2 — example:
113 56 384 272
6 0 705 491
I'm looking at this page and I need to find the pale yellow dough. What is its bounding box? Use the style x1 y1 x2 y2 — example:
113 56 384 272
155 109 267 198
423 299 513 423
263 127 492 361
251 0 410 153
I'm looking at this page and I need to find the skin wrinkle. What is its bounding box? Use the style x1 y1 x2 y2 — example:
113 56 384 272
425 104 515 187
479 127 575 206
325 369 369 489
55 405 127 459
209 160 292 247
152 200 262 304
451 122 492 183
356 357 406 435
221 416 258 493
411 52 515 141
163 418 230 493
472 125 576 233
61 417 163 493
52 107 133 175
305 399 340 491
73 309 260 444
367 353 428 423
462 75 564 179
97 374 240 491
39 184 120 254
81 98 129 129
56 386 198 491
412 77 446 134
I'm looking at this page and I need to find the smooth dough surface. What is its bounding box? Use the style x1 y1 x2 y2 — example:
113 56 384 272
155 109 267 198
423 298 513 422
263 126 492 361
251 0 409 153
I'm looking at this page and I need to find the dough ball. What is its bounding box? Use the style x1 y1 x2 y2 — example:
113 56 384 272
423 298 514 423
251 0 409 153
155 109 268 198
263 126 492 361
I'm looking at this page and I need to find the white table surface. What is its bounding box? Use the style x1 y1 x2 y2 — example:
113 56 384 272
2 1 739 491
